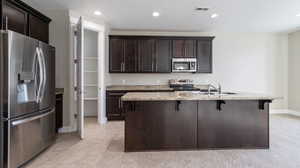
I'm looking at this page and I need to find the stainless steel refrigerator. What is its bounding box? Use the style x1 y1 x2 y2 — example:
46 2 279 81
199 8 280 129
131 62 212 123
0 30 56 168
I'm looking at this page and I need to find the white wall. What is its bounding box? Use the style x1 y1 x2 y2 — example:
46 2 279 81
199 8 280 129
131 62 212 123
106 31 288 109
44 10 72 127
288 31 300 112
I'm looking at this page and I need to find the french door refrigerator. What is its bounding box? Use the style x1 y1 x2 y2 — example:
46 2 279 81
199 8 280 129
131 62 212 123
0 30 56 168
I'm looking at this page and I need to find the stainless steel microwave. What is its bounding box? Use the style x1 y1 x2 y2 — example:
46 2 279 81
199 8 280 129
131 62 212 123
172 58 197 72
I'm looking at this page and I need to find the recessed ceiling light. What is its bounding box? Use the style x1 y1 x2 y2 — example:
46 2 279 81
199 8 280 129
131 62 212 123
94 11 102 16
152 12 160 17
211 13 219 18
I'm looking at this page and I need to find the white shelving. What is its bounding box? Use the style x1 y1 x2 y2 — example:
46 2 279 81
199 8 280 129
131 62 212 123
83 29 99 117
84 97 98 100
84 57 98 60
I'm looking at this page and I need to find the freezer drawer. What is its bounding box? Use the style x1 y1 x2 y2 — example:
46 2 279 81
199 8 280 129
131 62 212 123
6 108 55 168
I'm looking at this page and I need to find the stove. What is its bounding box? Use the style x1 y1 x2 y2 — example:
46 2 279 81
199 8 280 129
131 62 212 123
169 79 200 91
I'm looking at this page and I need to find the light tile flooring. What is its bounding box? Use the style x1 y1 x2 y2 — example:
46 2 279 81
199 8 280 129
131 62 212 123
26 114 300 168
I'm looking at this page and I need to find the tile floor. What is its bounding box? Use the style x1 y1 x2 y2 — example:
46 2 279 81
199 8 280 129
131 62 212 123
25 114 300 168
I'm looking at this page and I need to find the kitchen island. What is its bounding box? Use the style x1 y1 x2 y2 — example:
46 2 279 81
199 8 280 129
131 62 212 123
122 91 276 152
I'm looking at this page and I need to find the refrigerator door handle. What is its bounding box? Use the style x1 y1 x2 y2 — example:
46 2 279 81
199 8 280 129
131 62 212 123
11 108 55 126
36 47 44 103
38 47 47 102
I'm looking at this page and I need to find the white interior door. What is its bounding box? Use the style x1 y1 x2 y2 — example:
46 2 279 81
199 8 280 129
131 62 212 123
75 17 84 139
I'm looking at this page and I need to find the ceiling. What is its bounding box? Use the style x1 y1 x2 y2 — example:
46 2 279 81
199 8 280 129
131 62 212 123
26 0 300 32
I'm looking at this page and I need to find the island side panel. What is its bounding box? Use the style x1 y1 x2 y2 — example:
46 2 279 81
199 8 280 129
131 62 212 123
197 100 269 149
125 101 198 152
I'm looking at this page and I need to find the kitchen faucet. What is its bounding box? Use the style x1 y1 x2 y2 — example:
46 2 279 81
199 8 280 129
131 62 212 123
208 83 222 95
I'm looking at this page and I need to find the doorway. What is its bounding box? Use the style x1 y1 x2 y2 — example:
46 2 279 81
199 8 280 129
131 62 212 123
83 29 99 123
71 17 106 139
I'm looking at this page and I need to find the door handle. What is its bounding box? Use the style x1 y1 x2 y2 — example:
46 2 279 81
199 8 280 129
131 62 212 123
36 47 44 103
5 16 8 30
39 47 47 102
12 108 55 126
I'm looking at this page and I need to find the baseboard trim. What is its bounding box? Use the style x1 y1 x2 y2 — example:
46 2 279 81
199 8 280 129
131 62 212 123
270 109 300 117
100 117 108 124
58 126 77 133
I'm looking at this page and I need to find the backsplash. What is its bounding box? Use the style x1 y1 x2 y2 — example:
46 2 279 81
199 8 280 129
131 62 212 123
106 73 215 86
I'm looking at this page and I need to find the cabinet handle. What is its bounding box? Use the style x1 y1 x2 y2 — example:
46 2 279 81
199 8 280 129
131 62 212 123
118 98 121 108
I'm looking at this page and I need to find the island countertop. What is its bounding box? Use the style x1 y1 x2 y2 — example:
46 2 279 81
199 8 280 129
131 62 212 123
106 85 210 91
121 91 279 101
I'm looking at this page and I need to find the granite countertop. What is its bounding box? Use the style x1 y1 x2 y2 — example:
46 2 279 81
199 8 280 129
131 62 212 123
121 91 279 101
56 88 64 95
106 85 210 91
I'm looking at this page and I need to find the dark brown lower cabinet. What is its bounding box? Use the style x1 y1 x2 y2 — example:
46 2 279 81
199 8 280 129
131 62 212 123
125 101 198 151
106 92 126 120
124 100 270 152
197 100 269 149
55 94 63 132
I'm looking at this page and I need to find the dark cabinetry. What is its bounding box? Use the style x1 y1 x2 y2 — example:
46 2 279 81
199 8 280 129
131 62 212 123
1 0 51 43
109 36 172 73
124 39 138 72
55 94 63 132
125 101 198 151
155 39 172 72
109 38 138 73
172 39 196 58
109 38 123 72
138 39 155 72
109 36 214 73
197 40 212 73
2 1 27 34
106 91 126 120
197 100 269 149
28 14 49 43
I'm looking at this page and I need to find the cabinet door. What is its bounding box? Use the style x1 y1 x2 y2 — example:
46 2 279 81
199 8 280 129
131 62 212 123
138 39 155 72
123 39 138 72
184 40 197 58
109 38 123 72
125 101 197 151
106 92 125 120
197 101 269 149
155 39 171 72
197 40 212 73
28 14 49 43
172 40 185 58
2 1 27 34
172 39 196 58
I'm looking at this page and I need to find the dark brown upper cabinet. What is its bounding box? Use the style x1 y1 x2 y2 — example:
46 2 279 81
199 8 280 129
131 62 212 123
109 37 138 73
197 39 213 73
123 39 138 72
109 38 124 72
172 39 197 58
28 14 49 43
1 0 51 43
138 39 156 72
109 36 214 73
2 1 27 34
155 39 172 73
